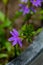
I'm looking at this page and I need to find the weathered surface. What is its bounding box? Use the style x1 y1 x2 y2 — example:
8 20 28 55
7 30 43 65
29 51 43 65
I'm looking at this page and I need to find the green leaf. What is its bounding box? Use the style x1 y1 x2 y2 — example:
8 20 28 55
0 54 8 58
14 11 22 20
15 44 21 56
3 18 11 27
5 42 12 52
36 28 43 34
40 15 43 20
21 24 26 31
0 11 5 22
40 10 43 14
0 29 4 35
2 0 8 5
20 24 35 42
16 51 20 56
0 11 11 28
19 24 26 37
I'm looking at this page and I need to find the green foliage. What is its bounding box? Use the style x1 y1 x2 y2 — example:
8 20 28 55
5 42 12 52
40 10 43 20
35 28 43 35
40 10 43 14
15 44 21 56
20 24 43 42
2 0 8 5
0 11 11 28
40 15 43 20
24 14 31 22
0 0 42 64
14 11 22 18
0 11 22 63
13 11 22 21
0 29 5 46
0 11 14 63
0 28 4 35
20 24 35 42
0 54 8 58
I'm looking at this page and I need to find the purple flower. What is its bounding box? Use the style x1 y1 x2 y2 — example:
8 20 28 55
41 0 43 2
19 4 30 15
21 0 28 3
30 0 41 7
8 29 22 47
30 7 36 13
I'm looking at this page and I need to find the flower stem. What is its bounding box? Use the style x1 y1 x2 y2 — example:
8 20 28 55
15 45 17 57
4 0 9 39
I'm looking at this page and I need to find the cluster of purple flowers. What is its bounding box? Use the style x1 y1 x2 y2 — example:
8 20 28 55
19 0 41 15
8 0 42 47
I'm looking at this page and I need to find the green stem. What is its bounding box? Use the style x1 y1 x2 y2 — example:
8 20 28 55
5 0 9 18
4 1 9 39
15 45 17 57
